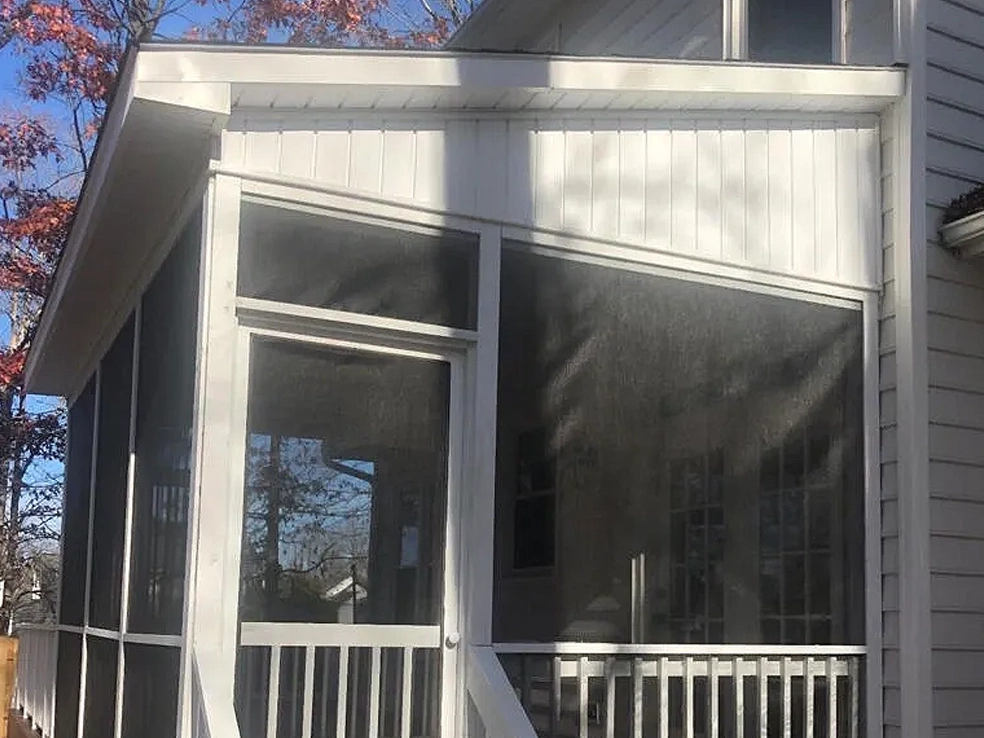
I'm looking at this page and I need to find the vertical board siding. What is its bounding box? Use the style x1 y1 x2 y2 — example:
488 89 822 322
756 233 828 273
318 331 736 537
879 109 899 732
226 114 881 289
927 0 984 731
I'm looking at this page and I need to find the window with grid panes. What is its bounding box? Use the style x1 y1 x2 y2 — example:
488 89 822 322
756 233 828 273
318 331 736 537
759 421 837 644
669 450 725 643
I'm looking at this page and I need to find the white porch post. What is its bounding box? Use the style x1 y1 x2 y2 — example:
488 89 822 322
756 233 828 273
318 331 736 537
462 224 502 737
181 171 245 738
464 223 503 650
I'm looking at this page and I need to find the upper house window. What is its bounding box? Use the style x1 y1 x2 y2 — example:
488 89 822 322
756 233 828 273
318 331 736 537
745 0 895 65
748 0 834 63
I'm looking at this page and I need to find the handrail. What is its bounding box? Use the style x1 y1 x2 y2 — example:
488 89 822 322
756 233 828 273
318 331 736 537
467 646 539 738
191 649 242 738
495 643 865 738
493 642 867 656
239 621 441 648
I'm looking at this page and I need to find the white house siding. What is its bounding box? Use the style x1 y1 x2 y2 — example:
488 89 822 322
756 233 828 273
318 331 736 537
925 0 984 735
222 113 881 291
880 108 901 738
522 0 722 59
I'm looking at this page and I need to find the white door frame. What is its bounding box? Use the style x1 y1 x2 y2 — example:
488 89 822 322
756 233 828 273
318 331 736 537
232 312 471 738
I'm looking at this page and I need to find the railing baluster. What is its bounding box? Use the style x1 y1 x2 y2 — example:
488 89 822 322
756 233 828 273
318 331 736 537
336 646 349 738
849 657 860 738
782 656 792 738
292 648 302 736
828 657 838 738
659 656 669 738
685 656 694 738
633 657 643 738
578 656 588 738
758 657 768 738
734 657 744 738
302 647 315 738
551 656 562 738
710 656 719 738
521 656 532 713
369 647 382 738
604 657 615 738
267 646 281 738
320 650 329 738
401 647 413 738
805 657 815 738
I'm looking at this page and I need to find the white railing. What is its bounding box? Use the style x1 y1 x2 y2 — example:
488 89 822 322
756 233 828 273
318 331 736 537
237 622 443 738
468 646 539 738
192 649 243 738
494 644 866 738
13 625 58 738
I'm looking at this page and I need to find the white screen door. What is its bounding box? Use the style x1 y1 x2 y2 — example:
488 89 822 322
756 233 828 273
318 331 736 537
233 332 462 738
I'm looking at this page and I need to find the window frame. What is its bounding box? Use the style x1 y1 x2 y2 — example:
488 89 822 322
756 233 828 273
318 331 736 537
725 0 903 64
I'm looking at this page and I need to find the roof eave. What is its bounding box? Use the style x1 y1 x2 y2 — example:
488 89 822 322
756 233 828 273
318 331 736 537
24 49 230 396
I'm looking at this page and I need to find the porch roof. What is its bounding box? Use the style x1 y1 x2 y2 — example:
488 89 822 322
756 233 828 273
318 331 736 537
25 42 905 397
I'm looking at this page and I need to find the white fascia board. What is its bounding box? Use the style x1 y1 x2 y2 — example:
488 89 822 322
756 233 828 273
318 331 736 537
135 46 905 110
25 59 230 393
23 51 139 391
132 80 231 120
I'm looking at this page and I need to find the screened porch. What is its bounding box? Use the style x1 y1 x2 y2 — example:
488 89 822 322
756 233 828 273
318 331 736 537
212 189 871 738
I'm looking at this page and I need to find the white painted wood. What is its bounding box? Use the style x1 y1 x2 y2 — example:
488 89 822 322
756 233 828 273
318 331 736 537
604 657 615 738
137 47 903 112
191 649 241 738
369 647 381 738
577 657 587 738
401 647 413 738
336 647 349 738
186 173 244 728
266 646 281 738
685 656 695 738
552 656 562 737
758 657 767 738
465 225 503 647
13 627 58 738
465 646 538 738
235 297 478 344
240 622 441 649
494 643 866 656
805 658 815 738
226 115 882 291
301 647 314 738
659 656 669 738
781 657 791 738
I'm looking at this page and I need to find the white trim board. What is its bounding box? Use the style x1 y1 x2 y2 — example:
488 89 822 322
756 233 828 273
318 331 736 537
135 43 904 114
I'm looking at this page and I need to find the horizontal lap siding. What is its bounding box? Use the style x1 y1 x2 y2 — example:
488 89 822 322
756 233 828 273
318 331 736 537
524 0 722 58
880 110 900 733
926 0 984 731
224 114 881 289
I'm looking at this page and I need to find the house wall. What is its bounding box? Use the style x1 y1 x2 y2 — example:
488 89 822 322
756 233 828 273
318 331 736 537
924 1 984 734
222 112 881 291
880 106 901 738
520 0 722 59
